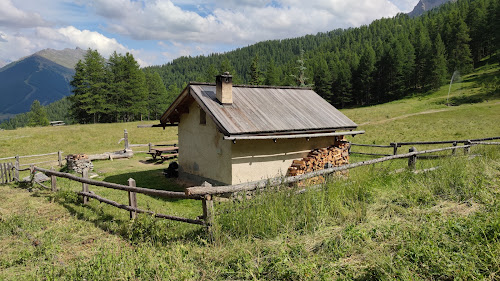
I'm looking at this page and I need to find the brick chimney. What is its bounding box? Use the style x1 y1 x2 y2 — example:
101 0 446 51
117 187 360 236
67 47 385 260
216 72 233 104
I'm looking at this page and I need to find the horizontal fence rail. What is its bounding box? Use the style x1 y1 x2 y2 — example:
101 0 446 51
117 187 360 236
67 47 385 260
185 145 472 196
33 167 202 200
5 135 498 241
25 166 210 231
78 191 204 225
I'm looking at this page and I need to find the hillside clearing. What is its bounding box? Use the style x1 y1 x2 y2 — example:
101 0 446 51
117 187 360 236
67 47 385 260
0 63 499 280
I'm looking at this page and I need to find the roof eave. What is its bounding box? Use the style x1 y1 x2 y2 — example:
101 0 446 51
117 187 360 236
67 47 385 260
223 130 365 141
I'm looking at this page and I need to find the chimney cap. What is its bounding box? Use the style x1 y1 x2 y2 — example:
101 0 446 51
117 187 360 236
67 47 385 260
223 72 231 76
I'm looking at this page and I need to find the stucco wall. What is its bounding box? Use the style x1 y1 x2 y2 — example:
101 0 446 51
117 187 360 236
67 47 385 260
178 102 232 185
231 137 336 184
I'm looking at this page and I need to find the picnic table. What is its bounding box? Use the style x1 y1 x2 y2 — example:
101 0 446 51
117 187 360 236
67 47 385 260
147 146 179 160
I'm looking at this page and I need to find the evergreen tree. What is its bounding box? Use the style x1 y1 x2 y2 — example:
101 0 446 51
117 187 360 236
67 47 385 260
413 22 432 90
331 61 352 107
249 54 263 85
27 100 49 127
467 0 488 66
264 59 279 85
429 34 448 89
353 46 376 105
122 53 148 121
313 58 332 101
219 58 241 83
145 72 169 120
204 64 218 83
69 49 108 123
449 17 473 73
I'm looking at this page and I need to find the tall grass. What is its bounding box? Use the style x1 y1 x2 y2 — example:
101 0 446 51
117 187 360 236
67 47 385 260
215 147 499 239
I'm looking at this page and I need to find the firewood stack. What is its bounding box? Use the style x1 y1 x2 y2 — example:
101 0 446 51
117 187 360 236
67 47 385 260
286 137 350 180
66 154 93 173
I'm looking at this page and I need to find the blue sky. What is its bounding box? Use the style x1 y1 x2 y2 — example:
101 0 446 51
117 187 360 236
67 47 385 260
0 0 419 67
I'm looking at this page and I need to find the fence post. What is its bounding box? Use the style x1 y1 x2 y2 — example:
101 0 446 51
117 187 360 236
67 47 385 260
348 142 351 154
464 140 471 155
452 141 457 155
29 165 35 188
50 167 57 192
82 168 89 204
1 163 6 184
393 143 398 155
408 147 417 170
124 129 129 151
128 178 137 219
7 163 13 183
15 155 19 181
148 142 152 153
202 194 214 241
58 151 63 167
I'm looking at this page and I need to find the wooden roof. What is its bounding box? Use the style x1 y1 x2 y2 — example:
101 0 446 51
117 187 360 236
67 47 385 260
160 83 358 137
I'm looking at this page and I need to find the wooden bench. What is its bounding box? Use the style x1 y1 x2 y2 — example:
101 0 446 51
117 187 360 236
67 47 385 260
147 146 179 160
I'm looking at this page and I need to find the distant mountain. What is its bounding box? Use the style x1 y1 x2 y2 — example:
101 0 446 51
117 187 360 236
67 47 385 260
408 0 454 17
0 48 85 119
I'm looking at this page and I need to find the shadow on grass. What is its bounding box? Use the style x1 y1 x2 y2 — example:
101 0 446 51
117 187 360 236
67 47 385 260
103 168 184 192
32 189 208 245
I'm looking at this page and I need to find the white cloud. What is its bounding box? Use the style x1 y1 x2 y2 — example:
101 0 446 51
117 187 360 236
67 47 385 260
0 26 153 67
0 0 49 28
0 32 7 42
36 26 130 57
84 0 401 45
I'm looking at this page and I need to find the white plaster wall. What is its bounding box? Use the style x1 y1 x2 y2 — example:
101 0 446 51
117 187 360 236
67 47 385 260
178 102 232 184
231 137 336 184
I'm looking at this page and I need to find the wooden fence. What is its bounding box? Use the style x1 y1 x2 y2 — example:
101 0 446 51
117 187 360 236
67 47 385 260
350 136 500 156
0 151 63 182
24 166 214 237
0 162 15 184
6 137 499 239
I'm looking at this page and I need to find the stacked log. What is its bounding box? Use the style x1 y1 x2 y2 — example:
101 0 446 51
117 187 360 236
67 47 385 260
66 154 93 173
286 137 350 184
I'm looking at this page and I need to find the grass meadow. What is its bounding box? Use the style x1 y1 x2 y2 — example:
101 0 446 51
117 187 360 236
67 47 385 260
0 62 499 280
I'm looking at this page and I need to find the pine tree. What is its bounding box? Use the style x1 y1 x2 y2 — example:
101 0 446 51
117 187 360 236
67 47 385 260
264 59 279 86
353 46 376 105
249 54 263 85
204 64 218 83
122 53 148 121
219 58 241 83
429 34 448 89
27 100 49 127
145 72 169 120
313 58 332 101
331 61 352 108
449 17 473 73
413 22 432 90
69 49 108 123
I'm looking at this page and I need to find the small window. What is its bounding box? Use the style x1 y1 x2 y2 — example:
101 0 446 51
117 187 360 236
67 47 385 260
200 108 206 125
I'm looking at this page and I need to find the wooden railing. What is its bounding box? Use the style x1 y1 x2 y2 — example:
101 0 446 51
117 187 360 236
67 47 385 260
30 166 210 224
185 144 472 196
350 136 500 156
5 137 499 240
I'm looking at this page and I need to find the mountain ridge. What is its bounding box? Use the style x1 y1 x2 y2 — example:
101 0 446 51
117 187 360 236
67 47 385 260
408 0 454 17
0 48 85 119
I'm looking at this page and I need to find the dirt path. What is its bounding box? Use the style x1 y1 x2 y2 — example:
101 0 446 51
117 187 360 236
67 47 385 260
359 108 452 126
359 101 500 126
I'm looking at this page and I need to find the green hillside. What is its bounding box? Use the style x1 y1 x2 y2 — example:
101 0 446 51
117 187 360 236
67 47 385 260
0 59 499 280
146 0 500 109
